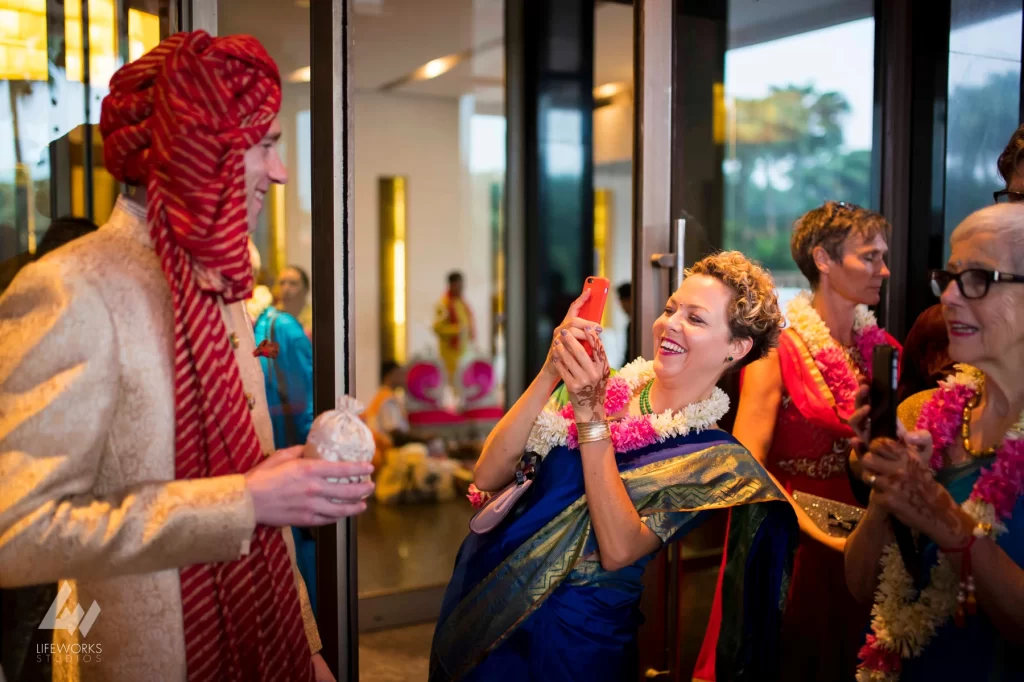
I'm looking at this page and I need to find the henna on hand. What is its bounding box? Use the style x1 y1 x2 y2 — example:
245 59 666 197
885 453 973 546
589 328 611 377
575 375 608 412
570 329 611 420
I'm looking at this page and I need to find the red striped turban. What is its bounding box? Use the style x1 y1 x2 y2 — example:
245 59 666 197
100 31 313 682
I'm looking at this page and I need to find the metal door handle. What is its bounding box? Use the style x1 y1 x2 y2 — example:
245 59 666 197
649 218 685 289
645 669 671 678
649 217 686 317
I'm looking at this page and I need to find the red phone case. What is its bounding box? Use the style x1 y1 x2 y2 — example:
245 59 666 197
578 276 610 356
550 276 612 394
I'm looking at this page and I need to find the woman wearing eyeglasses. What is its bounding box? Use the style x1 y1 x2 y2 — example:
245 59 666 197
695 201 899 682
845 203 1024 681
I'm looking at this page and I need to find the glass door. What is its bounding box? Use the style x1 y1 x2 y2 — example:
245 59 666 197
630 0 879 678
191 0 357 678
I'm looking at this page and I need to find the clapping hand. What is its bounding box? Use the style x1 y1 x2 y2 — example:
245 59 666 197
859 423 973 548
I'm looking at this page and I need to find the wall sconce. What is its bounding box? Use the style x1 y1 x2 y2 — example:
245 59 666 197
379 177 408 364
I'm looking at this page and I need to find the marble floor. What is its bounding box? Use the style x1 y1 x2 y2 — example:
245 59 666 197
359 622 434 682
356 500 471 679
357 499 475 596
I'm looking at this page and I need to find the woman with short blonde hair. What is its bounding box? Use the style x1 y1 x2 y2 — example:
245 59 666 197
430 252 794 682
701 201 898 682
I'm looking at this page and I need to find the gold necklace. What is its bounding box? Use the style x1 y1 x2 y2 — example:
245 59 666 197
961 393 999 458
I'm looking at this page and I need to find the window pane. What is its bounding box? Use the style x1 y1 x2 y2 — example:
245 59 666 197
722 5 875 312
1 0 168 292
350 0 508 648
594 0 634 370
943 2 1022 258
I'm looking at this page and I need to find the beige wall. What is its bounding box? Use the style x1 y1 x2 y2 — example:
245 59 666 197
272 87 637 398
593 96 634 365
593 95 634 167
351 92 492 401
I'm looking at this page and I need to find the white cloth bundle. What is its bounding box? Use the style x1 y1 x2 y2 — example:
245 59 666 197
302 396 375 483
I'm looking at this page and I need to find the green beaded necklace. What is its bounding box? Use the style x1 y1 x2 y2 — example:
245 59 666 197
639 379 655 415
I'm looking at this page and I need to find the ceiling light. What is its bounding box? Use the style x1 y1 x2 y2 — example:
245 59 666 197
289 66 310 83
593 82 625 100
417 55 459 81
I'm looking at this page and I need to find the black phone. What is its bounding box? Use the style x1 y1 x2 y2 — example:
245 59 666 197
869 344 899 441
868 344 921 579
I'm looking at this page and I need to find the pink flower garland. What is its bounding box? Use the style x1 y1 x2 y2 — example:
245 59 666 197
815 345 862 414
561 377 661 452
857 636 902 677
811 325 888 416
467 483 490 509
566 414 661 452
855 326 889 380
915 382 975 470
914 380 1024 521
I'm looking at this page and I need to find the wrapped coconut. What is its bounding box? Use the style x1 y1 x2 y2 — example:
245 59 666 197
302 396 376 483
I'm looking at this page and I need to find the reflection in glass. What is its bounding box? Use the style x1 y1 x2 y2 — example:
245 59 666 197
722 16 875 309
593 0 633 368
65 0 118 87
0 0 166 267
350 2 508 646
944 3 1022 257
219 0 319 623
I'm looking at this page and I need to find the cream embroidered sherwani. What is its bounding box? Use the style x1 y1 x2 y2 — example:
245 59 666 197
0 198 320 681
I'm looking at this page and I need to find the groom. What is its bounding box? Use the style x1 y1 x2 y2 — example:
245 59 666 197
0 32 372 681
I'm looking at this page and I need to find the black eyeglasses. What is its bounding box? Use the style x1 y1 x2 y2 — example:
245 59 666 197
930 268 1024 299
993 189 1024 204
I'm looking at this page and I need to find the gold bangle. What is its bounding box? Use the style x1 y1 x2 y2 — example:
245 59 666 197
576 420 611 444
972 521 994 539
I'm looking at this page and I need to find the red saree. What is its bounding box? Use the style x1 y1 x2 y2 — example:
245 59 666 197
693 328 900 682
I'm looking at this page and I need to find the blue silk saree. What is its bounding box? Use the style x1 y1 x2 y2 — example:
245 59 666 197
429 429 797 682
895 457 1024 682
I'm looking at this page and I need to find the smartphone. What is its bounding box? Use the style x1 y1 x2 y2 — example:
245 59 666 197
578 276 610 357
868 344 899 441
869 344 920 579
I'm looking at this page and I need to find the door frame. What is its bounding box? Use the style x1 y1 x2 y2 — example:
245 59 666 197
630 0 678 678
186 0 358 678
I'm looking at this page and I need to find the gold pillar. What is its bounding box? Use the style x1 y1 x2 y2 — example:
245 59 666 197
268 182 287 277
379 177 408 364
594 188 611 328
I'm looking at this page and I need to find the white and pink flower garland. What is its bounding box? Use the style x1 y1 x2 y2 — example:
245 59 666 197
467 359 730 508
856 366 1024 682
786 291 890 413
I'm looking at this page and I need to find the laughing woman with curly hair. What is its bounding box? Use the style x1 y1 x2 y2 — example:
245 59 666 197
430 252 796 682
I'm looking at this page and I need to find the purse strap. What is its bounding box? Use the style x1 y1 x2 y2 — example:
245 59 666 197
469 454 539 534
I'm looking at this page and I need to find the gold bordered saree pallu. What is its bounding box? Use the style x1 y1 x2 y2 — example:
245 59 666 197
429 428 798 682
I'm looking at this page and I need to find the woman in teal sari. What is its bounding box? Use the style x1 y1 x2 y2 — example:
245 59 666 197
846 204 1024 681
431 252 798 682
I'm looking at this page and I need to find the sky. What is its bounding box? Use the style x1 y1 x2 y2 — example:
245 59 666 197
724 18 876 152
724 11 1024 153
